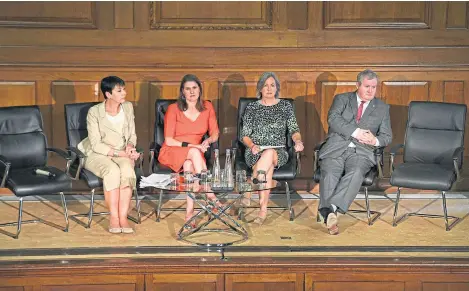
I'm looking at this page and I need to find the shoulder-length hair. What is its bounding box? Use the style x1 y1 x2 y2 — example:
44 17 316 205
177 74 205 112
256 72 281 99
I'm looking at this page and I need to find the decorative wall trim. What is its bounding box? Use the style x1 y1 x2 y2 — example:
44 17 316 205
0 2 96 29
324 2 431 29
149 1 273 30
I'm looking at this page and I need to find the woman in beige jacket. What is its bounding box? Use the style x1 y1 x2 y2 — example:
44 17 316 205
78 76 140 234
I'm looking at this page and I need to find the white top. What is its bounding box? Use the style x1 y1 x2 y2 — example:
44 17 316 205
106 106 125 149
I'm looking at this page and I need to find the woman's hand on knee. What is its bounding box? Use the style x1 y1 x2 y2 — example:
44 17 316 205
193 144 208 153
250 144 260 155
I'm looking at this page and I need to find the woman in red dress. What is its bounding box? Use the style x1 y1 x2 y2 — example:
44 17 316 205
158 74 220 225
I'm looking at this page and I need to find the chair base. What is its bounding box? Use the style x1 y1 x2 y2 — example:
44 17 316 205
348 209 381 226
392 187 460 231
393 213 460 231
69 188 143 229
0 193 69 239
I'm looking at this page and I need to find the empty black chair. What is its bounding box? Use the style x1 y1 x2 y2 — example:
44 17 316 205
390 101 466 231
149 99 217 221
64 102 143 228
312 142 384 225
234 97 300 221
0 106 71 238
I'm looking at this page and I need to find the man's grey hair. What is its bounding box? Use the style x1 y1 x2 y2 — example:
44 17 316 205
357 69 379 85
256 72 281 99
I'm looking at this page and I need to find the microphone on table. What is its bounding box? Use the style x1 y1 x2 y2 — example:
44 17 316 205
33 168 56 178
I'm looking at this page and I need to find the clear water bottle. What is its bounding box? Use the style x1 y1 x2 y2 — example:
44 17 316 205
212 149 221 187
224 149 234 188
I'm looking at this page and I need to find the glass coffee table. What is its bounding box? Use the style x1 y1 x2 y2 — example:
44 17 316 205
149 178 279 247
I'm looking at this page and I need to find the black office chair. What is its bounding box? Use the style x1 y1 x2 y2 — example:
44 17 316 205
149 99 217 222
312 142 384 226
0 106 72 239
64 102 143 228
234 97 300 221
390 101 466 231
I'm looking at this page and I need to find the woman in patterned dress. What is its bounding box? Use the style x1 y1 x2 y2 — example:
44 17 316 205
241 72 304 225
158 74 220 227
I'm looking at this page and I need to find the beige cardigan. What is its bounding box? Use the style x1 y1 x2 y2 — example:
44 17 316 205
78 101 137 156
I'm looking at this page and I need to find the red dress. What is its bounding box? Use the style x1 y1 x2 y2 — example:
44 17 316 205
158 101 219 172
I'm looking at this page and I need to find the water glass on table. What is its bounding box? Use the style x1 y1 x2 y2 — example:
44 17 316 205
236 170 247 190
184 171 193 189
170 173 179 187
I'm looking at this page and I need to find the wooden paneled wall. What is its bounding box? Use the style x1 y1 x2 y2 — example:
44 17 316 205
0 1 469 179
2 257 469 291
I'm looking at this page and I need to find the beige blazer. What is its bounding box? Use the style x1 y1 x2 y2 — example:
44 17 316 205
78 101 137 156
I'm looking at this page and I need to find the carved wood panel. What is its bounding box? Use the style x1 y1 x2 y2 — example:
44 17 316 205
446 2 468 29
146 274 223 291
311 282 404 291
0 2 96 28
150 1 272 30
225 273 303 291
0 82 36 107
324 1 431 29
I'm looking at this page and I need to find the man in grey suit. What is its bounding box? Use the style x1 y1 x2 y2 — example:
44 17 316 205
318 69 392 235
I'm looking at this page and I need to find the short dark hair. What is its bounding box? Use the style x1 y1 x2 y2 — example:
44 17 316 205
100 76 125 99
177 74 205 112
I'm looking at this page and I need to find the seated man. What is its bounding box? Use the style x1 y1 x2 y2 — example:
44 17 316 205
318 69 392 235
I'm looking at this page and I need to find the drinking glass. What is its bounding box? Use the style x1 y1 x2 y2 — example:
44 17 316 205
200 169 208 185
170 173 179 187
184 171 193 188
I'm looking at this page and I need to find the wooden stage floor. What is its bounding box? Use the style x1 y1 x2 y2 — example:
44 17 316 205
1 192 469 290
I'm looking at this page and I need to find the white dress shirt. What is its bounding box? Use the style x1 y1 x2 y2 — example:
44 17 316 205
349 94 380 148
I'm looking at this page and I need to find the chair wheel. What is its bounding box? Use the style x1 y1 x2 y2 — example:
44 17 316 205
289 209 295 221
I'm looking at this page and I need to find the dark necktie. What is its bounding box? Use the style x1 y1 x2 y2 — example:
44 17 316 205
356 101 366 123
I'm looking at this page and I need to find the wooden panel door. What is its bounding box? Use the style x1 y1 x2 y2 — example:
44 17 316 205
226 273 304 291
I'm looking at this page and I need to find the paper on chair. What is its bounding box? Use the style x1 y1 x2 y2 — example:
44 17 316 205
259 145 285 151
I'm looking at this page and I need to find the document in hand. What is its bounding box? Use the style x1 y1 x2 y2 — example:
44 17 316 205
259 145 285 151
139 173 172 188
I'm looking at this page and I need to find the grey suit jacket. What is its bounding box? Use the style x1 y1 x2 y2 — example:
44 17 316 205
318 91 392 164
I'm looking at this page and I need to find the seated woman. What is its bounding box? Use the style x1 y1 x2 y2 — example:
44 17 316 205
78 76 140 234
158 74 220 227
241 72 304 225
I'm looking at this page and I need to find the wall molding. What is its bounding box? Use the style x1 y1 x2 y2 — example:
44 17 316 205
149 1 273 30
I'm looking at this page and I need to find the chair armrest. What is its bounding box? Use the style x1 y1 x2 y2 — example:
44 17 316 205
452 146 464 181
47 147 72 177
389 144 404 175
47 147 71 160
0 155 11 188
313 141 326 172
389 144 404 156
149 142 161 174
452 147 464 161
374 146 385 178
66 146 86 180
296 151 301 175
